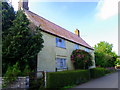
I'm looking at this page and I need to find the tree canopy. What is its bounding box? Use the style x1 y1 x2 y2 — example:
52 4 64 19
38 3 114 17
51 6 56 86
94 41 116 56
2 2 44 74
94 41 117 67
2 2 15 32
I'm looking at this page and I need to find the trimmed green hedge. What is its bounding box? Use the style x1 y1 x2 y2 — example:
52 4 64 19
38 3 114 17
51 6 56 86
90 67 106 79
46 70 90 88
46 67 115 88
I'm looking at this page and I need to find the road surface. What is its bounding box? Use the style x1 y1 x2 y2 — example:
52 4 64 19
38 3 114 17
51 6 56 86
74 72 118 88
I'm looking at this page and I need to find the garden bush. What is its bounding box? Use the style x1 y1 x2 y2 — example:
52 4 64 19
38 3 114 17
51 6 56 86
105 67 116 74
46 70 90 88
90 67 106 79
29 78 44 90
71 49 93 69
2 62 21 88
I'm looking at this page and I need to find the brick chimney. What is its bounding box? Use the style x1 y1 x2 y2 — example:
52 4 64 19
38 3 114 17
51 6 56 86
18 0 29 10
74 29 80 37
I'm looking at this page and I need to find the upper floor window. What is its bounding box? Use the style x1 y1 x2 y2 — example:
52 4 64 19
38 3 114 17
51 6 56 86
85 48 90 52
74 44 79 50
56 37 65 48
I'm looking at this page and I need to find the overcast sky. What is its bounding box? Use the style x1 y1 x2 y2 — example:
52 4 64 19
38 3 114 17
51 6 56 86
11 0 118 54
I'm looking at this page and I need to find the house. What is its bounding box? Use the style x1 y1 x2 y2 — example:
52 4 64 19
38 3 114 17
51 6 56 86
18 0 96 73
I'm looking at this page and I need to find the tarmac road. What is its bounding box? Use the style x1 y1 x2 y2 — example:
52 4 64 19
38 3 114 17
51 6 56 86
74 72 118 88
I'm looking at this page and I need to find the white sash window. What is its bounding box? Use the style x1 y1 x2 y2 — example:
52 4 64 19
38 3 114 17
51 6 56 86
56 58 67 69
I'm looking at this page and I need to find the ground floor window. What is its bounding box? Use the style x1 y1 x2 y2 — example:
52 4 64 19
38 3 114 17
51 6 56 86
56 58 67 70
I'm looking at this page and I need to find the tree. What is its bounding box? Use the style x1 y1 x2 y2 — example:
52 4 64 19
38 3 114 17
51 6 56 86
2 10 44 74
2 2 15 34
2 1 15 75
94 41 117 67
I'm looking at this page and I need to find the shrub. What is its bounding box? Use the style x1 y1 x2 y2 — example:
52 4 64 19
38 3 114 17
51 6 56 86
115 58 120 66
95 52 117 68
3 62 21 88
21 65 31 76
71 49 93 69
46 70 90 88
29 78 44 90
90 67 106 79
105 67 116 74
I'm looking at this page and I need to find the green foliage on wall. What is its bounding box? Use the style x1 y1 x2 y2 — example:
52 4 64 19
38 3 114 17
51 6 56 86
71 49 93 69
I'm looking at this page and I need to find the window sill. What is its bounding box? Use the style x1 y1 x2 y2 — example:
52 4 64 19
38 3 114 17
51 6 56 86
56 68 68 72
56 46 66 49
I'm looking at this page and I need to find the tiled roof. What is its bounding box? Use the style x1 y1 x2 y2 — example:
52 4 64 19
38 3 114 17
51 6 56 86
25 10 93 50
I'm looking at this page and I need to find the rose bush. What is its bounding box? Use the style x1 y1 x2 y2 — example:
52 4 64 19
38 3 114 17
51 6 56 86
71 49 93 69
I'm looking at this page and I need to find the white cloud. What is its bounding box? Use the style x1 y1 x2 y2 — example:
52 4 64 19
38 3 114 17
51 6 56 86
96 0 119 20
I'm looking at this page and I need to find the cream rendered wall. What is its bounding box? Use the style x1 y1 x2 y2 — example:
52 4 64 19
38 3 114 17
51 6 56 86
37 31 95 73
37 32 56 72
37 31 75 72
89 50 96 68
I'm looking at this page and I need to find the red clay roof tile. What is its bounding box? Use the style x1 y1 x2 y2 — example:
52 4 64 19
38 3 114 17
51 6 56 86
25 10 93 50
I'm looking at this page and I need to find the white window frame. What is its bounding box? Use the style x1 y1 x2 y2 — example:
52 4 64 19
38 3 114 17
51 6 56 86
56 58 67 70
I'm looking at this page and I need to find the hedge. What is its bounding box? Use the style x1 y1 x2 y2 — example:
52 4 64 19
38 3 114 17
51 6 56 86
46 70 90 88
90 67 106 79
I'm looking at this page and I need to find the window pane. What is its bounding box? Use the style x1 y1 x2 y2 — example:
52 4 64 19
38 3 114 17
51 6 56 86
85 48 90 52
74 44 79 49
56 58 60 69
61 39 65 48
56 38 58 46
63 59 66 68
56 58 66 69
56 37 65 48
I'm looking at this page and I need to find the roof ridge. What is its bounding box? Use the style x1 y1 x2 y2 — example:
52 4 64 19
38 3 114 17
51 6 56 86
27 10 82 38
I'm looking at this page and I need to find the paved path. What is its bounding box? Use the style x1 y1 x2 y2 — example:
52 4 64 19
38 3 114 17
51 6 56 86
74 72 118 88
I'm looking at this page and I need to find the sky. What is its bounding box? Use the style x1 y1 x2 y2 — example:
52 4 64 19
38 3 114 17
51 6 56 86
10 0 118 54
